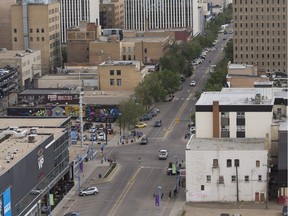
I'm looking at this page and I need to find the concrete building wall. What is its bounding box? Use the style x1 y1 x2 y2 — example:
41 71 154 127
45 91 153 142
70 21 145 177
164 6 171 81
227 76 269 88
196 112 214 138
11 2 61 74
245 112 272 138
186 150 267 202
0 0 16 50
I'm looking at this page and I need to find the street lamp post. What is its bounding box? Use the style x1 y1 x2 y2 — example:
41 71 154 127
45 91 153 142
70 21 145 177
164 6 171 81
175 156 179 192
119 112 122 144
156 186 162 216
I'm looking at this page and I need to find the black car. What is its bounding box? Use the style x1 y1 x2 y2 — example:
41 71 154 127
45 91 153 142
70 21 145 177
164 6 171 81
188 122 195 128
154 120 162 127
140 114 152 121
283 205 288 216
84 122 93 130
140 136 148 145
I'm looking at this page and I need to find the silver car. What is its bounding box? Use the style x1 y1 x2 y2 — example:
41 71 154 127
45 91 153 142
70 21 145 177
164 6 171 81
79 187 99 196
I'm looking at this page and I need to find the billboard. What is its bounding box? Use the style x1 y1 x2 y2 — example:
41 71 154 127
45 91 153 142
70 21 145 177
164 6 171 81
3 188 11 216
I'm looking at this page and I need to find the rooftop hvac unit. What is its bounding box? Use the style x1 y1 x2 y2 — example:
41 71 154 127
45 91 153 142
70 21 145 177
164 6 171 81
28 134 37 143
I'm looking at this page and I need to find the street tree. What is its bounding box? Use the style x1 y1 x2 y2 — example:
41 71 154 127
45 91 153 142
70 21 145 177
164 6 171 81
155 69 180 95
117 99 144 134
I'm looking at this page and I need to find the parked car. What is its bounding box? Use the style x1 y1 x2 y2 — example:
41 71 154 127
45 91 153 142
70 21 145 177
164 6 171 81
190 80 196 86
165 94 174 102
158 150 168 160
148 109 158 117
190 126 196 133
150 108 160 113
135 122 147 128
140 136 148 145
184 132 193 139
140 114 152 121
89 134 96 141
64 212 81 216
78 134 87 141
188 121 195 128
84 122 93 130
154 120 162 127
89 126 96 133
97 132 106 141
79 187 98 196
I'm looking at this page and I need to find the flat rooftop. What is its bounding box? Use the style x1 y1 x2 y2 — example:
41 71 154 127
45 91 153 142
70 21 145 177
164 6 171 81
99 60 139 66
0 117 68 176
0 49 40 58
121 36 168 42
186 137 266 151
19 88 79 95
228 64 254 69
196 91 273 106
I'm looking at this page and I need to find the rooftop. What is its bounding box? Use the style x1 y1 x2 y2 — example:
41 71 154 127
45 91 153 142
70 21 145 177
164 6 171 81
121 36 169 42
0 49 40 58
19 88 80 95
0 117 68 176
186 137 266 151
99 60 139 66
228 63 254 70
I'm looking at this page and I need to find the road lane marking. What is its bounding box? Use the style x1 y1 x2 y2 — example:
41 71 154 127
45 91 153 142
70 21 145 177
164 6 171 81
108 167 141 216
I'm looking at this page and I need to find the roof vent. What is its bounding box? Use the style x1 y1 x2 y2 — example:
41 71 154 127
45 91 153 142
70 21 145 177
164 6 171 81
254 93 261 104
28 135 37 143
15 53 24 57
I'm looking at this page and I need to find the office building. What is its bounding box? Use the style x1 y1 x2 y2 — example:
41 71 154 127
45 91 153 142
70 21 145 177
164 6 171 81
60 0 100 43
11 0 62 74
124 0 200 36
0 0 16 50
233 0 288 73
100 0 124 29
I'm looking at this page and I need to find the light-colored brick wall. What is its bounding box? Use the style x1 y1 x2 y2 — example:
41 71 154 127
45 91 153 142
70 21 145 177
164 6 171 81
227 77 269 88
89 42 121 64
98 63 142 91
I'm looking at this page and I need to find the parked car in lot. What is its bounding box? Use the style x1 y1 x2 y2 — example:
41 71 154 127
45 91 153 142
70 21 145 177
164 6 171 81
190 80 196 86
89 126 96 133
140 136 148 145
158 150 168 160
84 122 93 130
89 134 96 141
184 132 193 139
79 187 98 196
165 94 174 102
97 132 106 141
154 120 162 127
135 122 147 128
188 121 195 128
140 113 152 121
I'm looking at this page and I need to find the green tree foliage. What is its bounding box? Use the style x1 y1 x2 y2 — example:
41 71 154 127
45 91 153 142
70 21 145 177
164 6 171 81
224 39 233 60
117 99 144 133
156 69 181 94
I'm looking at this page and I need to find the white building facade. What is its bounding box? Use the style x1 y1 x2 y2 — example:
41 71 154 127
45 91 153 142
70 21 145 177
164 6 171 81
186 138 268 202
60 0 100 43
124 0 199 36
195 89 274 139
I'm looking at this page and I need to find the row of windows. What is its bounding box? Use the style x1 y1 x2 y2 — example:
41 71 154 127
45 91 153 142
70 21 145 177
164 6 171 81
213 159 262 168
204 175 262 185
234 61 285 72
235 38 286 45
110 70 121 76
235 6 285 12
110 79 122 86
30 37 45 42
234 56 285 66
234 15 286 21
235 22 286 28
234 30 286 36
234 52 285 60
235 0 285 4
49 7 59 15
221 112 245 118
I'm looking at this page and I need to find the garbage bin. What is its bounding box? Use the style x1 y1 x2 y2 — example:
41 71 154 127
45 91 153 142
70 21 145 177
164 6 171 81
98 174 102 178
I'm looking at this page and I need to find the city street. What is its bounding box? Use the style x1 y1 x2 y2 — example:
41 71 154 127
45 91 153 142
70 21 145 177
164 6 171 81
61 33 232 216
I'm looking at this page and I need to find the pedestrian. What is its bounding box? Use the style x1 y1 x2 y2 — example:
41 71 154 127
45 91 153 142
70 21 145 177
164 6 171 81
173 189 177 198
161 193 164 199
138 157 141 165
168 191 172 199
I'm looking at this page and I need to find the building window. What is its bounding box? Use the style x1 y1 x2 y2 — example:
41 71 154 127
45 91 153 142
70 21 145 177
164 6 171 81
30 37 33 42
41 28 44 33
245 175 249 182
237 125 245 132
235 159 240 167
30 29 33 33
42 37 45 41
258 175 262 181
127 47 131 53
122 55 126 60
110 70 114 75
206 175 211 183
227 159 232 167
14 29 17 33
213 159 218 168
117 79 121 86
201 185 205 191
14 37 17 42
231 175 236 182
110 79 115 86
221 112 229 118
256 160 260 167
144 48 147 53
36 28 39 33
237 112 245 118
128 55 131 60
117 70 121 75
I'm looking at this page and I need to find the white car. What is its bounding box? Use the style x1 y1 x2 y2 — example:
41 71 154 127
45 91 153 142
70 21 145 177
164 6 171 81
89 126 96 133
79 187 99 196
97 132 106 141
190 80 196 86
158 150 168 160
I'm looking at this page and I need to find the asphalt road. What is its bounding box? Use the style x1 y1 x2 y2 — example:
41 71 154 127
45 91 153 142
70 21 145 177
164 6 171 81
67 33 230 216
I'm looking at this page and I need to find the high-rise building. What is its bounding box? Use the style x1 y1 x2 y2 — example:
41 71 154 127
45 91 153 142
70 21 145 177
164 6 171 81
100 0 124 29
124 0 199 36
233 0 288 73
11 0 62 74
60 0 100 43
0 0 16 50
